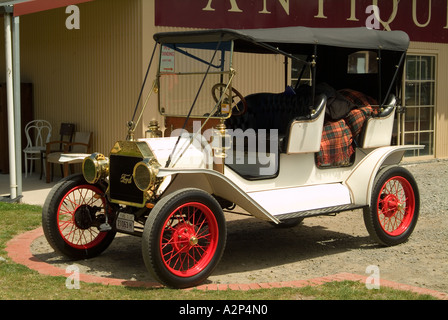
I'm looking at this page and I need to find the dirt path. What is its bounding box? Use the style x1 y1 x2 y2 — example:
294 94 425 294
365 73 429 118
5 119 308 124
31 160 448 293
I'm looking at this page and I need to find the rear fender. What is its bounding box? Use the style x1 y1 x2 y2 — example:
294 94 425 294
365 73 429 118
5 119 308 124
344 145 423 206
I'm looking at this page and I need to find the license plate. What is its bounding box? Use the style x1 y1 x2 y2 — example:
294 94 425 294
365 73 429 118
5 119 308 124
116 212 134 232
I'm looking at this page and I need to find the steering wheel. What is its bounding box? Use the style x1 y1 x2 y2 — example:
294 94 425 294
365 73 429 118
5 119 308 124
211 83 247 116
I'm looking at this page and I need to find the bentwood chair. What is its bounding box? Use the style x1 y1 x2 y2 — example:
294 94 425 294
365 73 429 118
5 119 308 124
23 120 52 178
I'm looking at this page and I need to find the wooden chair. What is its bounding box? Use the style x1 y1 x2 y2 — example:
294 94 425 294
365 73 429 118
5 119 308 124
55 123 76 150
46 131 92 182
43 123 75 180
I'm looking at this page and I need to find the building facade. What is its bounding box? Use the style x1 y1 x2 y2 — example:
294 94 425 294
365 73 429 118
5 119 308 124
1 0 447 163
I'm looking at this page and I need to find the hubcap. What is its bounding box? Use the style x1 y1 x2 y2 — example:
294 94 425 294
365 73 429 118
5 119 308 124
380 194 401 218
74 205 94 230
172 223 198 253
189 236 198 246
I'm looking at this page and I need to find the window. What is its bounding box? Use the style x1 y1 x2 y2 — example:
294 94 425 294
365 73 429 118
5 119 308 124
347 51 378 74
291 55 312 87
397 55 436 157
157 41 233 117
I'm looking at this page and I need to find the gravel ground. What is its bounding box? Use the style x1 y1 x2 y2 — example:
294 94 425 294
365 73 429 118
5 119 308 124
31 159 448 293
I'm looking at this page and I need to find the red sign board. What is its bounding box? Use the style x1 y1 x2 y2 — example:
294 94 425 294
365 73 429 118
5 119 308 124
14 0 93 16
155 0 448 44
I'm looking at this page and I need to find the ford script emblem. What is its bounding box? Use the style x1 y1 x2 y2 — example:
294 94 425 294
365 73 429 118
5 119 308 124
120 173 133 184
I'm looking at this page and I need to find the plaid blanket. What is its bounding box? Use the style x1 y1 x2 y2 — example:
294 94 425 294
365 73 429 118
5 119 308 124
316 89 380 167
344 106 375 137
340 89 378 138
339 89 378 110
316 119 354 167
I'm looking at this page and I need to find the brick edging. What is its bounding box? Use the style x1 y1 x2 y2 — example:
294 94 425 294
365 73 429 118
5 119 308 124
5 227 448 300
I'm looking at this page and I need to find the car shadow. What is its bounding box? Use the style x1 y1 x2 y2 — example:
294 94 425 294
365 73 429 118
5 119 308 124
213 214 374 277
32 211 376 285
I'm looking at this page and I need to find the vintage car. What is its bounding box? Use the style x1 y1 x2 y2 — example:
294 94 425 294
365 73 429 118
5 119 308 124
42 27 421 289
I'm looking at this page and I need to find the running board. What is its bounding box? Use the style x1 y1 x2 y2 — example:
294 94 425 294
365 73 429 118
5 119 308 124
247 183 352 218
275 204 366 221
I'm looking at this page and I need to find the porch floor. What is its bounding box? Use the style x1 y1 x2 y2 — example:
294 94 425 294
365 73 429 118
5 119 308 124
0 173 57 206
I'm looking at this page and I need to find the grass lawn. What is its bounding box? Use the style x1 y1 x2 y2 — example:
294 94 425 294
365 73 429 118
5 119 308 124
0 202 438 301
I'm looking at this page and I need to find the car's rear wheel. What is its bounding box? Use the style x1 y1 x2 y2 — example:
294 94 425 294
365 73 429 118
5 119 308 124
363 166 419 246
142 188 226 288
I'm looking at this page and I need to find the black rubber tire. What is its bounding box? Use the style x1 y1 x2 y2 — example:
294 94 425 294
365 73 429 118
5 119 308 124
363 166 420 246
142 188 227 288
42 174 116 259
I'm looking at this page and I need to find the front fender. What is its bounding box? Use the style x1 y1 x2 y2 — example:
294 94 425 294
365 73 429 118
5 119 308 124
156 168 279 223
344 145 423 206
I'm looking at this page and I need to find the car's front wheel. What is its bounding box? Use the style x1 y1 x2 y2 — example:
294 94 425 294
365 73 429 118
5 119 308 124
42 174 116 259
142 188 227 288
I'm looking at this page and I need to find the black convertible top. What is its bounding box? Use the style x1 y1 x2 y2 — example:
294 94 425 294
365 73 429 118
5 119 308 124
153 27 409 53
154 26 409 105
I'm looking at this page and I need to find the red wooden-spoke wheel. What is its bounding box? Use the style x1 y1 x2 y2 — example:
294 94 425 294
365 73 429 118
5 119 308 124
142 188 226 288
56 185 108 249
160 202 219 277
364 166 420 246
376 176 415 236
42 174 116 259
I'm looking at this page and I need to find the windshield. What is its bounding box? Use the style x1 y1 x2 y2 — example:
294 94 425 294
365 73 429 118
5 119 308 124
158 41 234 118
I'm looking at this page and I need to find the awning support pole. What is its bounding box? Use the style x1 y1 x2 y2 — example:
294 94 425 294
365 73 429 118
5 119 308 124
13 15 22 199
4 12 17 200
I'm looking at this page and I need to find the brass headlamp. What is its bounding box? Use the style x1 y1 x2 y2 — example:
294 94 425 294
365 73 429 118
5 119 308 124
133 158 160 192
82 153 110 184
